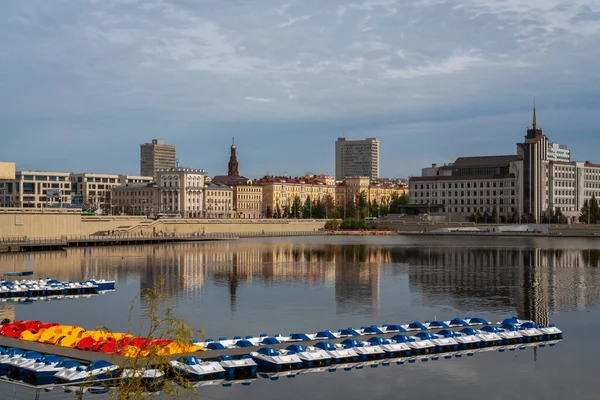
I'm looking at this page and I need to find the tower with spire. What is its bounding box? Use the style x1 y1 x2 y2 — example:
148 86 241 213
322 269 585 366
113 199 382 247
518 100 549 223
228 137 239 177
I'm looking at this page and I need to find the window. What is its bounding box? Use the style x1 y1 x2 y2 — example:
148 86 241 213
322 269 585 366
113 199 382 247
35 176 48 181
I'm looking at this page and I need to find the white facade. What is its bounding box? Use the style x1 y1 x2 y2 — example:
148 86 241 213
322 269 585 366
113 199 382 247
156 168 205 217
410 160 523 222
335 137 380 181
547 161 600 221
548 143 570 162
0 171 73 208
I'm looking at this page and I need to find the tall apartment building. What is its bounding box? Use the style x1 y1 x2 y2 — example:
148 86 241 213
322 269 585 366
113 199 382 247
140 139 177 177
548 143 571 162
0 171 73 208
335 137 380 181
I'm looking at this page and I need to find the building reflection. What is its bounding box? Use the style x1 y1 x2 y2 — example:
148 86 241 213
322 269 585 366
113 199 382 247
405 247 600 326
1 242 600 322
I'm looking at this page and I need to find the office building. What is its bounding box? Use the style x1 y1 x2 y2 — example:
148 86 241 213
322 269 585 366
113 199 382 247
409 107 600 223
335 137 380 181
156 167 205 218
140 139 177 177
0 171 73 208
212 140 262 218
409 157 523 222
548 143 571 162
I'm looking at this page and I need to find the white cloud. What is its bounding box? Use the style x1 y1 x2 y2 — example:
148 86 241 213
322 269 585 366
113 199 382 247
384 54 484 79
277 15 311 28
245 97 273 103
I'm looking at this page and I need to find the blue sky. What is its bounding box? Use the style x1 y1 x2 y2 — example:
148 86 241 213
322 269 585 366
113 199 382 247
1 0 599 179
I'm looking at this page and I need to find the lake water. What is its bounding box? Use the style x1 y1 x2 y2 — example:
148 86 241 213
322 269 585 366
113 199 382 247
1 236 599 399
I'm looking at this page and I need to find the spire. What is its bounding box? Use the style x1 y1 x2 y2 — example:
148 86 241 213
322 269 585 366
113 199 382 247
532 97 537 130
228 140 239 176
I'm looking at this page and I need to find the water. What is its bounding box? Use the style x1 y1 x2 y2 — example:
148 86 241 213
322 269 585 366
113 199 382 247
1 236 599 399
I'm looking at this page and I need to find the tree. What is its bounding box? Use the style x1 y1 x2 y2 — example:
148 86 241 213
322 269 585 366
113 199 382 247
483 210 490 223
492 204 498 223
274 204 281 219
313 198 326 219
370 200 379 218
303 195 312 219
292 195 303 219
323 193 336 219
555 207 564 224
591 194 600 224
265 206 273 219
475 209 482 224
580 199 590 224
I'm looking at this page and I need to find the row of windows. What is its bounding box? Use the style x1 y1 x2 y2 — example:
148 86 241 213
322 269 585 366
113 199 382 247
414 181 514 190
20 175 68 182
413 190 515 198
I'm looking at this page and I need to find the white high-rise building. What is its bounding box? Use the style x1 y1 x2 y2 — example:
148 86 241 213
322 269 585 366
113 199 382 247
548 143 570 162
335 137 380 181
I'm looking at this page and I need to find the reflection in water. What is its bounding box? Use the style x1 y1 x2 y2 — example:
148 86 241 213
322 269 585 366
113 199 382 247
1 241 600 324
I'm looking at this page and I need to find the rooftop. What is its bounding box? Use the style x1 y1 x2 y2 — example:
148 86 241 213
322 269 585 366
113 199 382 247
212 175 252 186
440 155 522 170
113 182 158 189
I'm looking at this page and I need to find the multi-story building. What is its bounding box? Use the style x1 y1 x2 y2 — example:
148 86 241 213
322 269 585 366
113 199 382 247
156 167 205 218
212 141 263 218
409 157 524 222
203 182 233 218
255 174 336 217
548 143 570 162
70 173 121 213
335 137 380 181
335 176 409 217
140 139 177 177
409 107 600 223
119 175 153 184
111 182 160 216
0 171 73 208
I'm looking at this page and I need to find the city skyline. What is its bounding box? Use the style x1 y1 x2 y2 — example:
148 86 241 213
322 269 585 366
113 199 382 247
1 1 599 178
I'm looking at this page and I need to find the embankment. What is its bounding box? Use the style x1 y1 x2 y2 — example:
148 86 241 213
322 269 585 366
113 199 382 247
0 208 328 239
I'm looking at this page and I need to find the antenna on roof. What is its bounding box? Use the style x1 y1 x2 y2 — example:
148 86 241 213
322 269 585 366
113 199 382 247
176 158 180 167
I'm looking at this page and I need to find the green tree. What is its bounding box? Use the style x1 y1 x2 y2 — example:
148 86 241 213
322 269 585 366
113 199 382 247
323 193 336 219
475 209 482 224
313 198 326 219
292 195 303 218
274 204 281 219
591 194 600 224
265 206 273 218
303 195 312 219
483 210 490 223
555 207 564 224
580 199 590 224
492 204 498 223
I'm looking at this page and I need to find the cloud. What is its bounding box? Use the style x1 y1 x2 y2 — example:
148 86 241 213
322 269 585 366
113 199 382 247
245 97 273 103
384 54 484 79
0 0 599 178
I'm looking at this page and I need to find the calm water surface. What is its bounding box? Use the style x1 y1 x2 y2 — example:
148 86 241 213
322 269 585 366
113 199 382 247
1 236 599 399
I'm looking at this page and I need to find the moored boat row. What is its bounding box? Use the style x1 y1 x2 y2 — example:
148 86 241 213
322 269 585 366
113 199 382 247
195 316 563 352
0 278 115 299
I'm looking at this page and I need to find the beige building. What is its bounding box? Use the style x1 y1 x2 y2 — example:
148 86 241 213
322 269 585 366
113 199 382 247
0 170 73 208
140 139 177 177
335 137 380 181
336 176 408 217
111 182 159 216
70 173 121 213
0 162 15 180
119 175 153 184
203 182 233 218
255 174 336 217
156 168 205 218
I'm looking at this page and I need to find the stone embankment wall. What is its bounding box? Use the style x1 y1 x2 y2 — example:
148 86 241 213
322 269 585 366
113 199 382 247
0 208 328 238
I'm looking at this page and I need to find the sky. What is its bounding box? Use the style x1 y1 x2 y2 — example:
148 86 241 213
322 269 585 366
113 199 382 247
0 0 599 179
